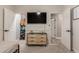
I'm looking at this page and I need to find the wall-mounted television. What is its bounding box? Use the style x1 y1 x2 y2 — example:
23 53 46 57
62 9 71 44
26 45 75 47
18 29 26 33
27 12 47 24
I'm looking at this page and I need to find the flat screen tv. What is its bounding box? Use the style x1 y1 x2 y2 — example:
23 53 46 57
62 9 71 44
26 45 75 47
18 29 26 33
27 12 47 24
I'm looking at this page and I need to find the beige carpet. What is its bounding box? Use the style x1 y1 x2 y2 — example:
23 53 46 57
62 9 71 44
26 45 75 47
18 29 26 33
19 40 71 53
20 45 71 53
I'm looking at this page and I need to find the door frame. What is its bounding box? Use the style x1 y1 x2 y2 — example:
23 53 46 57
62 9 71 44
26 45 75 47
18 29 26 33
3 8 5 41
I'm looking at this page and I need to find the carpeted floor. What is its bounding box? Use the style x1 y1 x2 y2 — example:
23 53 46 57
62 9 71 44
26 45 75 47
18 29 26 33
19 40 72 53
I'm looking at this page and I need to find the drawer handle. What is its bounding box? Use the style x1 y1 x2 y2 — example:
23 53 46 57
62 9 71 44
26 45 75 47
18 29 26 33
40 40 45 42
30 40 34 42
30 37 34 38
41 37 44 39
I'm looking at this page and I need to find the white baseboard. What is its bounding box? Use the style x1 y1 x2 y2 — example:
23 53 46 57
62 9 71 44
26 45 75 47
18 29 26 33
73 48 79 53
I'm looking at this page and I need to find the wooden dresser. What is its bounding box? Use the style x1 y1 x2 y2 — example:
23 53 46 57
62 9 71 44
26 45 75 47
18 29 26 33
27 33 48 46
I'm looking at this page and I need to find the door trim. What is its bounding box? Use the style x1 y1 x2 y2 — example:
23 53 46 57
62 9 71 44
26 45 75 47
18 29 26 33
70 8 73 51
3 8 4 41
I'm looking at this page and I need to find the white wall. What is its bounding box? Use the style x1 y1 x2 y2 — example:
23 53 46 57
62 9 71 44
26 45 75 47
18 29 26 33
14 5 64 44
0 5 15 42
56 14 63 39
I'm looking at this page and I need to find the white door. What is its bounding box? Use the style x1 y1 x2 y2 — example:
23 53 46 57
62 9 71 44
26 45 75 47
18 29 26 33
4 8 16 41
62 8 71 50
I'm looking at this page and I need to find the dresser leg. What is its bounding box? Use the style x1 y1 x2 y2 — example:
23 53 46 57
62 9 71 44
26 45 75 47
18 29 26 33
18 44 20 53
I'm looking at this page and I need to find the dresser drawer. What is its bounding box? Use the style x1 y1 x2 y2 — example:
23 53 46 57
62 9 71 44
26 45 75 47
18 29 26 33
28 42 37 44
27 33 47 45
28 41 46 45
28 35 37 37
28 36 46 40
28 38 37 42
28 34 46 37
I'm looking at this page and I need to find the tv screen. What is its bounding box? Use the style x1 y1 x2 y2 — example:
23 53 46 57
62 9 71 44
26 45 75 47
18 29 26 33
27 12 46 24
